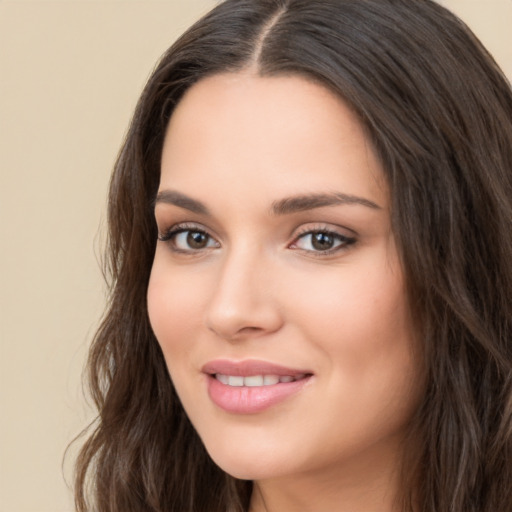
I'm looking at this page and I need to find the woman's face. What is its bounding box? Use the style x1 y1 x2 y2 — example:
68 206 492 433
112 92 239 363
148 72 422 484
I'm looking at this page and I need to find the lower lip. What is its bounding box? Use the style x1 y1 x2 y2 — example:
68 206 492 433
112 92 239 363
206 375 311 414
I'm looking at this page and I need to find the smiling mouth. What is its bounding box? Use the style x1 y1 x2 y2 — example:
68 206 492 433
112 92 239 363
214 373 307 387
204 362 312 413
202 359 313 412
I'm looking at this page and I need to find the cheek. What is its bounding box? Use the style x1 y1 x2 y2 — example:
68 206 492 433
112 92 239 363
147 257 205 359
285 252 417 397
288 262 420 451
290 259 409 345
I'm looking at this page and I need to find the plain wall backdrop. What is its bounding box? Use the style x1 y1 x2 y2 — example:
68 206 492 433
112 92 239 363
0 1 510 511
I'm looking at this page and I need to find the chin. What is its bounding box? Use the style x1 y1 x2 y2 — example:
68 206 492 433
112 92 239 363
201 431 297 481
209 453 286 481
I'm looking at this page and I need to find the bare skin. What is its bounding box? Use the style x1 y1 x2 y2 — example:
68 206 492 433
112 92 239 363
148 72 422 512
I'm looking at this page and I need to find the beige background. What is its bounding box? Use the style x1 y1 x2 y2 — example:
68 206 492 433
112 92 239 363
0 1 510 511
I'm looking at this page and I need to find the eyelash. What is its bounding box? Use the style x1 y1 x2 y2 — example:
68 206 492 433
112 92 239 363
157 222 356 256
157 223 219 253
290 226 356 255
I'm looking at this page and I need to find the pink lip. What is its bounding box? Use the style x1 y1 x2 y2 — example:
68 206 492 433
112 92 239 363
202 359 310 377
202 359 313 414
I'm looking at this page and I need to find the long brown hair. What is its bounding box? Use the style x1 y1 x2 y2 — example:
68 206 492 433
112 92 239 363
73 1 512 510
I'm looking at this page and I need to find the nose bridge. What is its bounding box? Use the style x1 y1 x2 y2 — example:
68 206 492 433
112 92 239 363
205 242 281 340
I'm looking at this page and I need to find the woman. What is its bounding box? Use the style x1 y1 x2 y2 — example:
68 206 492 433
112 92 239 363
74 1 512 511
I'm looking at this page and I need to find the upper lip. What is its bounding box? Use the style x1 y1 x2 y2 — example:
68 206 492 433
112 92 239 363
202 359 312 377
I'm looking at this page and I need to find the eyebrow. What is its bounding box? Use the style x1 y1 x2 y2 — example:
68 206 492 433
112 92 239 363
154 190 210 215
153 189 381 215
270 192 381 215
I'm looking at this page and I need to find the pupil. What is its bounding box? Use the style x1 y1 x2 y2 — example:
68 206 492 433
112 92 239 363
312 232 333 250
187 231 207 248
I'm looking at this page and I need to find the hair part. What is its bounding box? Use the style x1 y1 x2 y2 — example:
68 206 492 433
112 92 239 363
73 1 512 511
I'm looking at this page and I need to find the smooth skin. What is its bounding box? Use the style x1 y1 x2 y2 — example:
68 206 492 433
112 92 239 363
147 72 422 512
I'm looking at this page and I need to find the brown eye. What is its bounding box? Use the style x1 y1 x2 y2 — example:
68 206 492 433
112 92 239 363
158 227 220 252
186 231 210 249
311 232 335 251
293 230 355 254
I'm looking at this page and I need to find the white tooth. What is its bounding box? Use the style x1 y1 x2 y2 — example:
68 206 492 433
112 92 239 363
244 375 264 387
279 376 294 383
295 374 306 380
263 375 280 385
228 376 244 387
216 374 229 385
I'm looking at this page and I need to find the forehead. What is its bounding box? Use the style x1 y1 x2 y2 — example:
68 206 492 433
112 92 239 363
160 72 387 209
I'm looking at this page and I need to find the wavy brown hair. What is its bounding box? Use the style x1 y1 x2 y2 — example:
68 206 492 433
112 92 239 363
73 1 512 511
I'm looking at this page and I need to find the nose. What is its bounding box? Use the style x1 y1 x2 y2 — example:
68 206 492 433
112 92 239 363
204 248 283 342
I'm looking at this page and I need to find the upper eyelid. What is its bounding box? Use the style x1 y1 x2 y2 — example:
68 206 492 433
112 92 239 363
290 228 355 246
292 222 357 238
158 221 213 235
